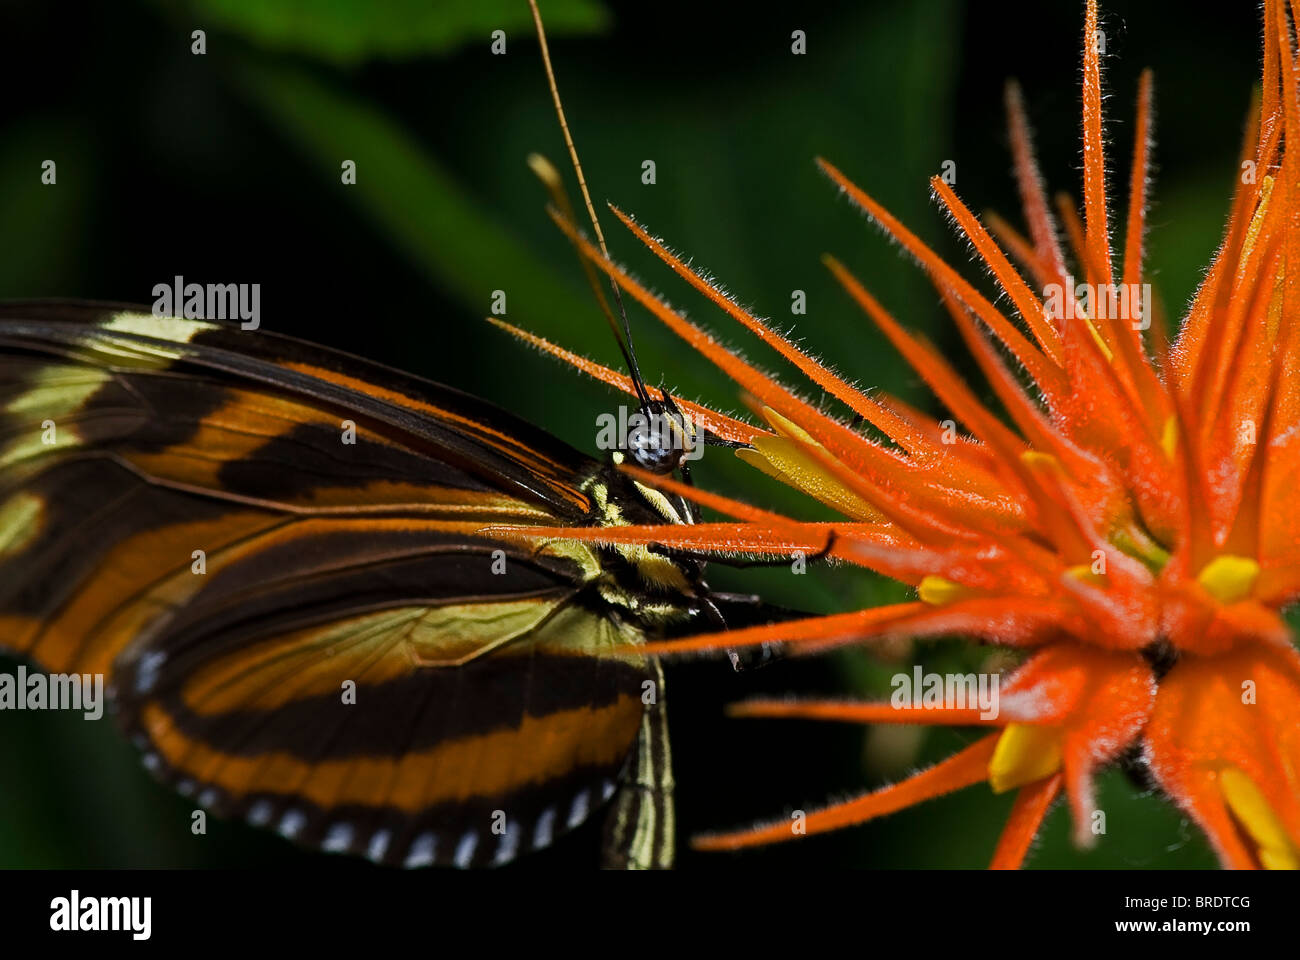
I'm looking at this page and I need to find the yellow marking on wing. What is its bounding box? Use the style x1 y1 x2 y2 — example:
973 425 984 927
0 492 43 557
0 365 109 467
179 600 570 715
104 312 216 343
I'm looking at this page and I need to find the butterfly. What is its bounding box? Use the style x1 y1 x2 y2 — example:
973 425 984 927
0 300 786 869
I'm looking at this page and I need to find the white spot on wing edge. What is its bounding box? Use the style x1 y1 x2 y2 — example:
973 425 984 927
453 830 479 869
247 800 273 827
277 809 306 839
368 829 393 864
322 823 354 853
135 650 167 694
404 832 435 868
492 823 519 866
532 807 557 851
566 789 590 829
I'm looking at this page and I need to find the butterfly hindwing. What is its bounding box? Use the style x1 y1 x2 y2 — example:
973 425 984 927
118 576 648 868
0 302 689 867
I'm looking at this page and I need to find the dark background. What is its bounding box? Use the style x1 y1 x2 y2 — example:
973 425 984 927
0 0 1264 868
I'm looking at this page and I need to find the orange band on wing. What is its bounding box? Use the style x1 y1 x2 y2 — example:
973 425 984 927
139 694 642 812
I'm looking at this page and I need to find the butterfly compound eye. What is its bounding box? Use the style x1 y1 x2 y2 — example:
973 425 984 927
627 418 681 474
626 404 690 474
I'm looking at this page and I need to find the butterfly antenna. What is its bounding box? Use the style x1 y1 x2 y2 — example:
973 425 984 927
528 0 652 409
527 155 648 405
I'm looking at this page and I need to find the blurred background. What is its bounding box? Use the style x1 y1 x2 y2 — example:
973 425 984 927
0 0 1265 869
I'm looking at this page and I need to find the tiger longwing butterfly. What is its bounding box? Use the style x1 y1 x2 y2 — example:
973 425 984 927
0 0 796 871
0 300 782 869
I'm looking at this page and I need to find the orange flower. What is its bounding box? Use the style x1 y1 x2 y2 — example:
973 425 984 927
498 0 1300 867
717 644 1156 865
1146 644 1300 869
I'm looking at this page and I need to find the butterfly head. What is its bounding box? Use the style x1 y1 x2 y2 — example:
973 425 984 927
623 399 698 475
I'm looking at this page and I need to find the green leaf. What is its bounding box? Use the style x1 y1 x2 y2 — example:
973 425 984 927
233 59 591 329
0 121 92 299
191 0 607 65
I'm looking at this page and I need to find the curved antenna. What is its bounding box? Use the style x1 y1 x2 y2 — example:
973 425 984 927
527 153 648 406
527 0 652 408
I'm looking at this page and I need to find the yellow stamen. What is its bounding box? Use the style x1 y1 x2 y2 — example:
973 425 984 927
1060 289 1113 361
1219 767 1299 870
1111 524 1171 575
1239 175 1274 267
1160 416 1178 459
988 723 1063 794
917 575 971 605
1019 450 1060 474
1084 318 1114 361
1197 555 1259 604
760 406 817 444
1266 258 1285 341
1065 564 1105 586
739 407 882 520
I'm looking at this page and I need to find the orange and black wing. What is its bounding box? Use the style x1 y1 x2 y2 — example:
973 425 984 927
0 301 683 867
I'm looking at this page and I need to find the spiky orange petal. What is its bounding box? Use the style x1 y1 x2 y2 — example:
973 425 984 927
990 773 1062 870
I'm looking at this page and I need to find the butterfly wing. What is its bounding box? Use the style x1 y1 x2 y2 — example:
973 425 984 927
0 302 682 867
